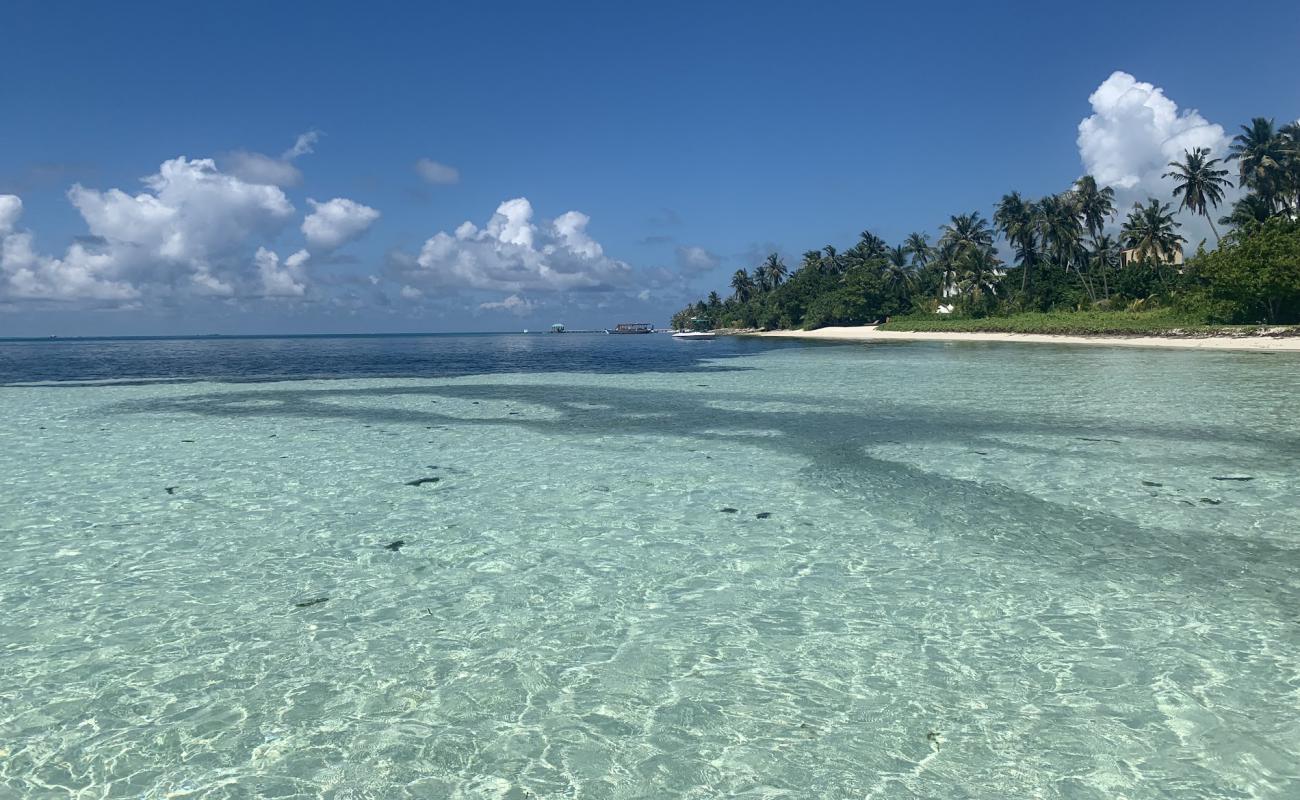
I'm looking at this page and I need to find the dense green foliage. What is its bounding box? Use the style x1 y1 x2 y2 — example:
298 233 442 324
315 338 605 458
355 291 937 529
1190 218 1300 323
672 115 1300 331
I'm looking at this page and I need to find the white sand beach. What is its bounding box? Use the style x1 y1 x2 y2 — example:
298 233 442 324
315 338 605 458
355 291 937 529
748 326 1300 352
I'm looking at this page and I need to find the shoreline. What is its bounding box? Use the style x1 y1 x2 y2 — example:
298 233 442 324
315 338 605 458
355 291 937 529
738 326 1300 352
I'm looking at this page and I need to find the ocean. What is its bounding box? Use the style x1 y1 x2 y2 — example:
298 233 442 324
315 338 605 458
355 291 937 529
2 333 1297 798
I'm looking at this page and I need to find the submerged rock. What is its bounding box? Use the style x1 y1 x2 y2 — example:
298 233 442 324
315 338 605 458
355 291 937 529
384 540 406 551
755 512 772 519
294 597 329 608
164 486 177 495
1212 475 1254 481
720 507 738 514
405 477 441 487
1141 480 1163 487
1199 498 1222 505
1074 437 1121 444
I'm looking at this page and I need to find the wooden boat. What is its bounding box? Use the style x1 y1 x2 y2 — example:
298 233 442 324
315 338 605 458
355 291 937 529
605 323 655 334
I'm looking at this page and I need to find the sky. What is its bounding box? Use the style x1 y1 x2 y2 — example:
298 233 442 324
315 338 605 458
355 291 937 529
2 0 1298 336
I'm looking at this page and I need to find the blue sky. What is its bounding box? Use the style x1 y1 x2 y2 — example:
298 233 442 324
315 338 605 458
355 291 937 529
2 0 1298 336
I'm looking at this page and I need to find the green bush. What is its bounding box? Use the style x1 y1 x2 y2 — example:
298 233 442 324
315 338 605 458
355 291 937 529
1190 218 1300 323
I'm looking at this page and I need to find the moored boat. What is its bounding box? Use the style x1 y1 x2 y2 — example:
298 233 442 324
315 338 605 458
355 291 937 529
673 316 715 340
605 322 655 334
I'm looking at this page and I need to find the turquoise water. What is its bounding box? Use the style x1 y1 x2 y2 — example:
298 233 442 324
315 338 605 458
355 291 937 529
2 339 1298 798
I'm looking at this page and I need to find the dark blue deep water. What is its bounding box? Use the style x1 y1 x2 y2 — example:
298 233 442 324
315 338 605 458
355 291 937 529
0 333 793 384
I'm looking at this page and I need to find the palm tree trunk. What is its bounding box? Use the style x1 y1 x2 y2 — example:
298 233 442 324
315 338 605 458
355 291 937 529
1206 214 1221 245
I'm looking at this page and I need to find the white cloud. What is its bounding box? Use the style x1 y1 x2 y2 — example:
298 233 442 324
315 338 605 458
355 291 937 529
1077 71 1237 246
301 197 380 250
411 197 633 293
282 131 321 161
399 285 423 300
0 195 21 235
414 158 460 185
675 244 721 273
255 247 310 297
478 294 535 315
1 231 139 301
1 156 297 303
223 130 320 187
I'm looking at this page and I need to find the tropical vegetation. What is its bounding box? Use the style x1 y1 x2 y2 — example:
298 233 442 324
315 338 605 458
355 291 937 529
671 115 1300 331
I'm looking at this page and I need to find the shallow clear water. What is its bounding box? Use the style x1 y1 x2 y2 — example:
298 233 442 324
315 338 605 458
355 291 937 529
2 335 1298 799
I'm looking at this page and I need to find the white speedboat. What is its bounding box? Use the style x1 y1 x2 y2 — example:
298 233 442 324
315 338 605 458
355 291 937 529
674 316 716 340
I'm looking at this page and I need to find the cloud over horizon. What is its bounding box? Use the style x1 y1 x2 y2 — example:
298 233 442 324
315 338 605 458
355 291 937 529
0 154 377 305
407 197 634 294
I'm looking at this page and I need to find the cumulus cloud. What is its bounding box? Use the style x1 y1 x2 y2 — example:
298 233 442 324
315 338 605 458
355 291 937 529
415 158 460 185
223 130 321 187
1 227 139 302
478 293 536 315
399 285 423 300
0 195 22 234
675 244 721 273
1 157 298 303
255 247 310 297
301 197 380 250
410 197 633 293
1077 71 1237 246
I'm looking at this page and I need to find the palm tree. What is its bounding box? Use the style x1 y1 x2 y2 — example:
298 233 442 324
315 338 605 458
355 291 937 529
882 246 915 293
730 269 754 302
1087 234 1121 300
939 212 994 261
820 245 841 275
904 232 932 267
994 191 1039 293
706 291 722 310
1218 194 1273 230
760 252 787 289
1072 175 1116 239
956 247 1002 309
1281 121 1300 213
1227 117 1289 213
1120 199 1186 265
1037 193 1093 299
935 213 994 304
856 230 888 260
800 250 822 274
1163 147 1233 243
